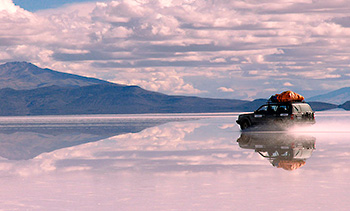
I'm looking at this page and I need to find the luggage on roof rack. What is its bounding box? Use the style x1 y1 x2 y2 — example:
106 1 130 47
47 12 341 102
269 91 304 103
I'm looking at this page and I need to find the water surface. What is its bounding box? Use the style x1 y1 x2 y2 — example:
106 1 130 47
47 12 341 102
0 112 349 210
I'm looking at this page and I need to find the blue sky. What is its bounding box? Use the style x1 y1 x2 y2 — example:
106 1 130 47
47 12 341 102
2 0 350 100
12 0 98 11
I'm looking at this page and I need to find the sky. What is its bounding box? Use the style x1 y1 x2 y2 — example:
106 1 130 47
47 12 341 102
2 0 350 100
12 0 97 11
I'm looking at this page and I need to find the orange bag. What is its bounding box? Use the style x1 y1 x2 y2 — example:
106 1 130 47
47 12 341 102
277 160 306 171
276 91 304 102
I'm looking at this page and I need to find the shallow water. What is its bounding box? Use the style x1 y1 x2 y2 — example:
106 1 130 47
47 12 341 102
0 112 349 210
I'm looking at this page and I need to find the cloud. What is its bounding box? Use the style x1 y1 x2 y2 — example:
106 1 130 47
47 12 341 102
283 82 293 87
0 0 18 13
217 87 234 93
109 68 205 94
331 16 350 28
2 0 350 98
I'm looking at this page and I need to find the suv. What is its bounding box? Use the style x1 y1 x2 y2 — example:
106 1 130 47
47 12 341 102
236 102 315 130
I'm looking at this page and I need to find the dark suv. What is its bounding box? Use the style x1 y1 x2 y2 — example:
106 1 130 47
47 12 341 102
236 102 315 130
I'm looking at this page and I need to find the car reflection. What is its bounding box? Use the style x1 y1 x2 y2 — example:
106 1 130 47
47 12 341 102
237 132 316 170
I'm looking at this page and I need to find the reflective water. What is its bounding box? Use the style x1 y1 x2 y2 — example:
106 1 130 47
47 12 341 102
0 112 349 210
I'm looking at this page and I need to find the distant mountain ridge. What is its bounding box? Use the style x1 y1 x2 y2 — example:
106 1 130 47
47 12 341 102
0 84 251 115
0 61 111 90
308 87 350 104
0 61 344 115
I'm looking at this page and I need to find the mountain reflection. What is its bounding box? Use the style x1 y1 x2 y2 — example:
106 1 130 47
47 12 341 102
237 132 316 171
0 116 184 160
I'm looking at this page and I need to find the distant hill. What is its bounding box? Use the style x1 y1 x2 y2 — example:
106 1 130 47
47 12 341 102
234 99 338 111
0 62 252 115
0 84 336 116
0 61 340 115
307 102 338 111
0 84 251 116
308 87 350 104
0 61 111 90
339 101 350 110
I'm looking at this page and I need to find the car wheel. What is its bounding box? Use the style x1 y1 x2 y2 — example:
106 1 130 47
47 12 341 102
240 120 250 130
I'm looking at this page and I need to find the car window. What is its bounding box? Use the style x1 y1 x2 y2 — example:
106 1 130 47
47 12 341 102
257 105 278 114
277 105 289 113
293 104 312 113
293 105 300 113
299 104 312 112
257 105 268 113
270 105 278 112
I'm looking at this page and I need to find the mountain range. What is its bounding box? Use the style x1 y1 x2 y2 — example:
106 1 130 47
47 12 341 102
308 87 350 104
0 61 112 90
0 61 346 115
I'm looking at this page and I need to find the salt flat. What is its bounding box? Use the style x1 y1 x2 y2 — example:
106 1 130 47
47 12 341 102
0 112 349 210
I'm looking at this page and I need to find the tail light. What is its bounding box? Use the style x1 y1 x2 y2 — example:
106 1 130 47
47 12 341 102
291 114 294 120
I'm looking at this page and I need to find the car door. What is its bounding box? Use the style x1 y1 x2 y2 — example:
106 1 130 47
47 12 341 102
276 104 290 121
253 105 277 124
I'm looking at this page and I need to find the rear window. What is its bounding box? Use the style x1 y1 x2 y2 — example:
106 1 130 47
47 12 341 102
299 104 312 112
293 104 312 113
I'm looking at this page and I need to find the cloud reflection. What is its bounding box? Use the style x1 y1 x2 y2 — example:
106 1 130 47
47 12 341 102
0 113 349 210
0 115 324 177
49 118 268 174
0 115 242 176
0 115 189 160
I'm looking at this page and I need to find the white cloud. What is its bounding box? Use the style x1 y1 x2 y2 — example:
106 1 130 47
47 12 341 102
0 0 18 13
283 82 294 87
111 68 204 95
2 0 350 98
217 87 234 93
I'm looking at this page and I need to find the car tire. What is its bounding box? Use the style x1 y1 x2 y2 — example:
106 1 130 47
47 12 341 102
240 120 250 130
